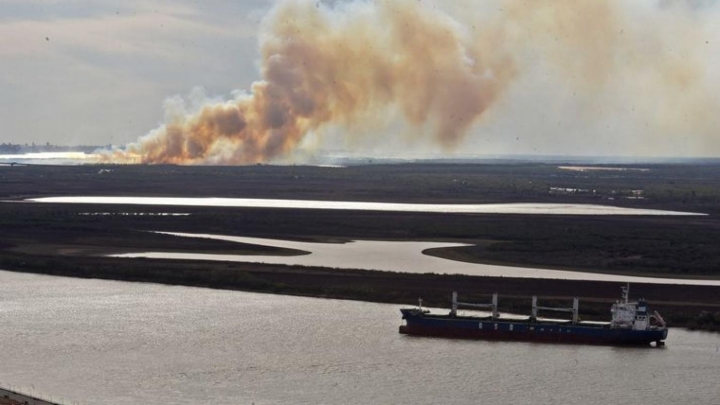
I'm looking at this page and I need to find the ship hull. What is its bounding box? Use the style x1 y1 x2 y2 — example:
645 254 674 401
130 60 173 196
400 309 668 346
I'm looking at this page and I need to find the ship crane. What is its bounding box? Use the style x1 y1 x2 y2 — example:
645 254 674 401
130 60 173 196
450 291 499 319
531 296 580 324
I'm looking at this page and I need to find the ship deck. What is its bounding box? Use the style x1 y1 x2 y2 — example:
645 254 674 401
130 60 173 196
420 312 612 328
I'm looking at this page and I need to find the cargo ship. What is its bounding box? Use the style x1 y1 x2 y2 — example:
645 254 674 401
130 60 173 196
399 284 668 346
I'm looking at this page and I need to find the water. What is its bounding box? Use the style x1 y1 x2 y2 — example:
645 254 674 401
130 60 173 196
0 152 97 165
558 166 650 172
111 232 720 286
0 271 718 405
27 196 706 216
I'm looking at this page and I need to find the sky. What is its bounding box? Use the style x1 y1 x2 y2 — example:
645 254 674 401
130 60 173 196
0 0 271 147
1 0 720 162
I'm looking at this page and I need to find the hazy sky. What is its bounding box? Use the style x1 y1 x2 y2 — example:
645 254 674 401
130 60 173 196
0 0 271 146
2 0 720 160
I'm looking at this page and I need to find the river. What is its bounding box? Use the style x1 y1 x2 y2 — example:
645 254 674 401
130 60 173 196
0 270 718 405
110 232 720 286
27 196 706 216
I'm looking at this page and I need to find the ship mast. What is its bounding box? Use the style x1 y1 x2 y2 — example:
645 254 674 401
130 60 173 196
621 283 630 303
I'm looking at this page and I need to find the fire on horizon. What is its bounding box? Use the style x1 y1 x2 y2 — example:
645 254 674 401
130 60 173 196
104 0 719 165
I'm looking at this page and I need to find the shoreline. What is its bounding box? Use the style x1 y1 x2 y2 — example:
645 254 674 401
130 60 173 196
424 247 720 281
1 257 719 329
0 387 62 405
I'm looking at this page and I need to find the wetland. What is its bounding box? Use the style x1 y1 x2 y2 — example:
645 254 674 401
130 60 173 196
1 162 720 326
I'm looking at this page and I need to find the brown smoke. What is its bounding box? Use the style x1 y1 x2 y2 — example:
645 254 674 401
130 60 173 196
110 0 717 164
110 0 516 164
502 0 718 152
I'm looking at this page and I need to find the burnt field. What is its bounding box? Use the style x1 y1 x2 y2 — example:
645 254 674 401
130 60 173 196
1 162 720 327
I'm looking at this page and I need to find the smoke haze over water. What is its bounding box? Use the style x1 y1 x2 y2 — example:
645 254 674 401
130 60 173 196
107 0 720 164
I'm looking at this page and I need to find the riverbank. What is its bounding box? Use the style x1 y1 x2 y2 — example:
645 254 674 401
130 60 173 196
0 387 62 405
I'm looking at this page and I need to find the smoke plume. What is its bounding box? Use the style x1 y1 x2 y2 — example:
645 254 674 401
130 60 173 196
109 0 719 164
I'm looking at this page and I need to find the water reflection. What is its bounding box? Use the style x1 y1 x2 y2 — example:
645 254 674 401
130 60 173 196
0 152 94 160
28 196 706 216
0 152 98 165
111 232 720 286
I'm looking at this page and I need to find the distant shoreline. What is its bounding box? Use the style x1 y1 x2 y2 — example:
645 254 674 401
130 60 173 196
1 256 719 330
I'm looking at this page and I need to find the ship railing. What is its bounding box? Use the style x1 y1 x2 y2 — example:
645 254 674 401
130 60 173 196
651 310 667 328
451 291 499 319
532 296 580 324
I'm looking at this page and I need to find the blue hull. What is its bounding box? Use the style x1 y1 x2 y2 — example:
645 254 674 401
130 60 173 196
400 309 668 346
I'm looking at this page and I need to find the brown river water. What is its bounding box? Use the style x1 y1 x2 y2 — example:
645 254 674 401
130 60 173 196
0 271 718 405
